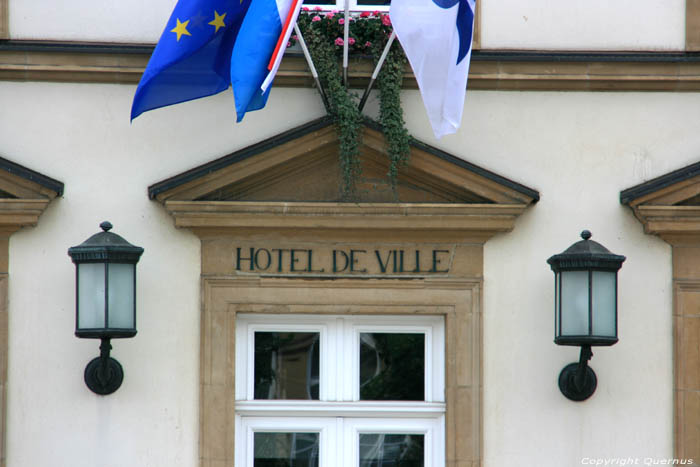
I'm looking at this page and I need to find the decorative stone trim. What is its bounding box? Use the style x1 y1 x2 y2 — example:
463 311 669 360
5 44 700 91
164 201 528 240
0 0 7 40
0 157 63 467
688 0 700 51
199 276 482 467
622 168 700 463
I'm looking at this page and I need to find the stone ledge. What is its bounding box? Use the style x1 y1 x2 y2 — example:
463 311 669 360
3 43 700 91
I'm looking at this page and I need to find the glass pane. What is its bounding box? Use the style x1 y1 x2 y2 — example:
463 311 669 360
357 0 391 4
254 432 319 467
77 263 105 329
560 270 589 336
302 0 336 5
359 433 424 466
360 333 424 401
554 272 560 338
107 263 135 329
592 271 616 337
255 332 320 400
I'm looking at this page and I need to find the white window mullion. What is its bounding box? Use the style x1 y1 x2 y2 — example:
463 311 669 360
235 313 445 466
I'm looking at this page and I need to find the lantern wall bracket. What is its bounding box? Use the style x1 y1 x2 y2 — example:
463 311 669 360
558 344 597 401
84 338 124 395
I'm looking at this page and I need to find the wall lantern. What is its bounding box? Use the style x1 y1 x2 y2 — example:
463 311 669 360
547 230 625 401
68 221 144 395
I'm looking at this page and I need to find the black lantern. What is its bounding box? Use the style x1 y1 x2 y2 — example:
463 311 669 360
547 230 625 401
68 221 144 395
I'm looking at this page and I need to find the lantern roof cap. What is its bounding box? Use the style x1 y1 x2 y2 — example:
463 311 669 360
547 230 626 271
68 221 144 263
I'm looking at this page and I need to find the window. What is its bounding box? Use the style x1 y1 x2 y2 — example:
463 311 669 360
235 314 445 466
302 0 390 12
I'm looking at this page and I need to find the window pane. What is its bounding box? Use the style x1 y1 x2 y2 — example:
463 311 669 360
357 0 391 4
592 271 616 337
255 332 320 400
254 432 319 467
560 270 590 336
77 263 105 329
359 433 424 466
302 0 336 5
360 333 424 401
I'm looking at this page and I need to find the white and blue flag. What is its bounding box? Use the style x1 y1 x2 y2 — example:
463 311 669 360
390 0 475 139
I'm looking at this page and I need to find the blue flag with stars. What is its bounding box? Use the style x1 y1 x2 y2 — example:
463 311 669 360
131 0 252 120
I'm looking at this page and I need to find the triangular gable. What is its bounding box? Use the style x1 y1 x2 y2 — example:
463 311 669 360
150 117 538 205
0 155 63 229
149 117 538 239
621 161 700 242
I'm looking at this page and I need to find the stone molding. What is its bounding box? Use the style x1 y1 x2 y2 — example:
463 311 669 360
165 200 528 241
4 44 700 91
622 169 700 463
199 276 482 467
688 0 700 51
0 157 62 467
0 0 7 40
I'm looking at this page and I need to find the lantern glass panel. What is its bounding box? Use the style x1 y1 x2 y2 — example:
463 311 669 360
107 263 135 329
592 271 616 337
560 270 589 336
554 272 560 337
77 263 105 330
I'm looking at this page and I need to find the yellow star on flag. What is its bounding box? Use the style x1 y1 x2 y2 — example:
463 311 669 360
208 11 227 33
171 18 191 41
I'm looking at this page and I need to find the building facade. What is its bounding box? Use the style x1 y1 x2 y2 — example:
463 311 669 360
1 1 699 466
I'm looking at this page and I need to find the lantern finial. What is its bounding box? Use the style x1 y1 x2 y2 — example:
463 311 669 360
100 221 113 232
581 230 592 241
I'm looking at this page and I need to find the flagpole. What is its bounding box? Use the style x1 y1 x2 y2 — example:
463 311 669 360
343 0 350 87
294 24 330 112
358 29 396 113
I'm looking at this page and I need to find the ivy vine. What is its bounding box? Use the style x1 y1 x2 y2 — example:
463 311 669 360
295 9 412 200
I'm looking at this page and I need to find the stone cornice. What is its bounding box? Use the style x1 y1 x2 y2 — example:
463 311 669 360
3 42 700 91
631 205 700 244
164 200 528 242
0 199 53 231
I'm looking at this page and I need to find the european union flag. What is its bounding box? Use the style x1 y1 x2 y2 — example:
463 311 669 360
131 0 252 120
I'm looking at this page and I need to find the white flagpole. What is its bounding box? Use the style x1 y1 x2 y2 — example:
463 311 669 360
343 0 350 87
358 30 396 112
294 24 330 111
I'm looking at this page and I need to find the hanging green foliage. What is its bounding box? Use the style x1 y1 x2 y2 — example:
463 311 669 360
294 9 412 199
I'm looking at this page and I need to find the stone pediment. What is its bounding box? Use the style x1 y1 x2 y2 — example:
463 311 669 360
149 117 538 240
0 155 63 230
621 161 700 244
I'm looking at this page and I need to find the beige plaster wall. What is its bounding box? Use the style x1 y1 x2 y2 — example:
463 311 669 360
0 80 695 465
412 91 699 466
0 82 325 467
6 0 687 52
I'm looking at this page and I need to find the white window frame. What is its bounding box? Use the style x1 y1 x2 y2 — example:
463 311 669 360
234 313 445 466
301 0 390 13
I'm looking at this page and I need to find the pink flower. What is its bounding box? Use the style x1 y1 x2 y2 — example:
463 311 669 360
360 11 371 17
335 37 344 46
326 12 335 18
373 10 381 16
348 37 355 45
381 14 391 26
314 6 322 10
364 41 372 48
292 35 298 40
312 15 321 22
302 6 309 11
286 41 292 48
338 18 344 24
